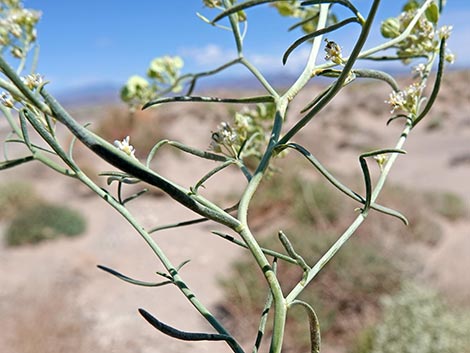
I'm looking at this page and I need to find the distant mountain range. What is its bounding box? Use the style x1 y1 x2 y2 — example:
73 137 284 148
55 65 459 107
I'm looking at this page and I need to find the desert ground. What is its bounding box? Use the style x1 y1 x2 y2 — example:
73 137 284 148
0 69 469 353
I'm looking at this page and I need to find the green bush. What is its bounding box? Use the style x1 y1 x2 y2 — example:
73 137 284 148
0 181 39 221
351 282 470 353
5 203 86 246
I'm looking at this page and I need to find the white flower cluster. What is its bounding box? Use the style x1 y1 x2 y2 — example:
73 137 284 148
209 122 238 157
0 1 41 57
385 82 424 114
114 136 137 159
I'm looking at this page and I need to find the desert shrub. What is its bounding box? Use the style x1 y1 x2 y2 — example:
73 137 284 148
5 203 86 246
0 181 39 221
352 282 470 353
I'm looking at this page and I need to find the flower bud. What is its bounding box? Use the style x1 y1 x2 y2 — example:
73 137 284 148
381 18 401 38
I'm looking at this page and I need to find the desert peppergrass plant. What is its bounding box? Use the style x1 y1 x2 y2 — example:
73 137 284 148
0 0 454 352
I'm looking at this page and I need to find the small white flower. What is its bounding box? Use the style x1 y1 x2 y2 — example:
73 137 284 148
21 73 43 90
385 82 423 114
374 154 388 172
385 91 406 113
438 25 453 40
412 63 426 77
0 91 15 109
445 51 455 64
209 122 238 156
114 136 137 159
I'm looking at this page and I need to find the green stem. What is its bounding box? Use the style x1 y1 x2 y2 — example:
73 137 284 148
283 3 330 101
222 0 243 55
236 106 287 353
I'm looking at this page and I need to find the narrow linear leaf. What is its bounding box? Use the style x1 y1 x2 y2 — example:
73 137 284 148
6 139 57 155
149 203 239 233
301 0 362 21
122 189 148 205
0 155 35 170
359 149 406 215
176 259 191 271
253 258 277 353
194 160 235 192
319 68 399 92
106 175 141 185
97 265 172 287
288 12 320 32
18 110 33 150
212 231 297 264
280 143 408 224
147 140 228 167
283 17 360 64
212 0 290 23
290 300 321 353
139 308 234 342
359 54 427 61
412 39 446 128
278 230 310 272
143 95 274 110
386 114 412 126
69 122 91 161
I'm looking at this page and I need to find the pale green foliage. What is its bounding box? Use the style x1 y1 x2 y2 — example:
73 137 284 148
367 283 470 353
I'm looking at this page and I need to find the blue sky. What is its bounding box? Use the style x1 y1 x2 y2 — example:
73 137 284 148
20 1 470 93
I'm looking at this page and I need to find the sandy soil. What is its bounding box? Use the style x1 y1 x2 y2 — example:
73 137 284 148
0 71 469 353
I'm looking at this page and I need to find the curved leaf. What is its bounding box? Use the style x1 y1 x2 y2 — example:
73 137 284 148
283 17 360 64
97 265 172 287
143 95 274 110
212 0 290 23
138 308 234 342
290 300 321 353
